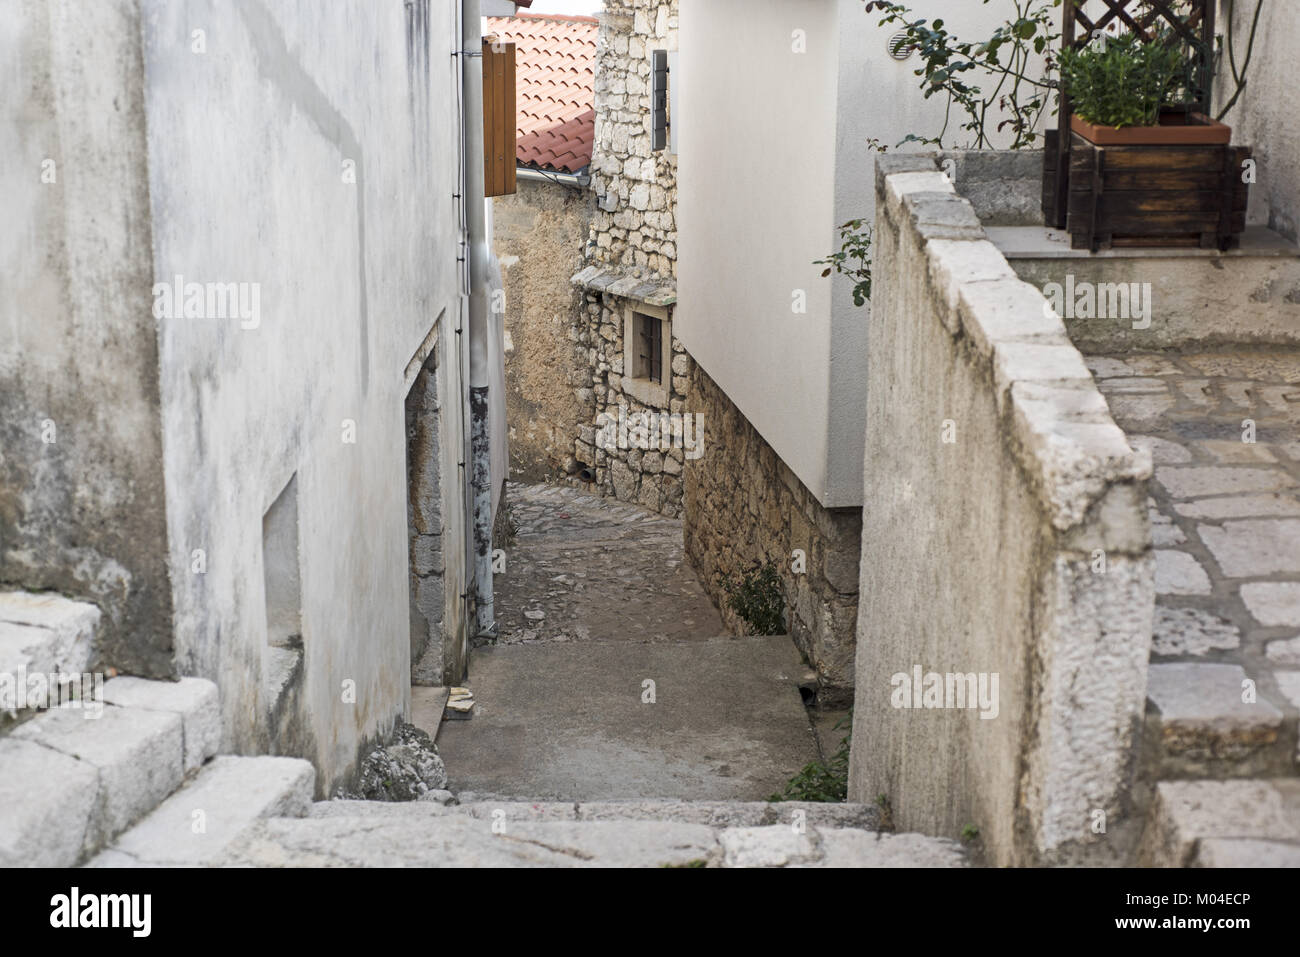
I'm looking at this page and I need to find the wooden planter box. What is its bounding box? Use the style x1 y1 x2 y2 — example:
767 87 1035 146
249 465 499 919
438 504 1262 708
1045 113 1250 252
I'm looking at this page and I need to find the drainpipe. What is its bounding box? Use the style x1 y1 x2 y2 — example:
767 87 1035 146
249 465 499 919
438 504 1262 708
460 0 496 641
516 167 591 189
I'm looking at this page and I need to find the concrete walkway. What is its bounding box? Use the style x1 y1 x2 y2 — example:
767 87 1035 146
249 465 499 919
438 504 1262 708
437 482 820 801
439 637 818 800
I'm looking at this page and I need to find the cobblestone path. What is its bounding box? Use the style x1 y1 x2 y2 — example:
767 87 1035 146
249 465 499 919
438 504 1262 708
490 481 723 644
1089 350 1300 776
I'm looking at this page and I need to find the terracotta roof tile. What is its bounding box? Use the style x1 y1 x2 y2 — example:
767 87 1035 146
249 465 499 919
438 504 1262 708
485 14 598 175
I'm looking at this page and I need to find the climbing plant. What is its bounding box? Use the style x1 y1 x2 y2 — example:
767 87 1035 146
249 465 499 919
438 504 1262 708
814 218 874 307
864 0 1062 150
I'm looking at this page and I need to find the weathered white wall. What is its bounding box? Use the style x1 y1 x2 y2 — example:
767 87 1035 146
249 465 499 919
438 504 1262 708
677 0 1011 505
851 155 1155 865
141 0 465 793
1215 0 1300 242
677 0 838 501
2 0 501 793
0 0 175 677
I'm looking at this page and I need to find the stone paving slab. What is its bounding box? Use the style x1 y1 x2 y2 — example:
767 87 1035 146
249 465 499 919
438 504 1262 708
410 685 450 742
437 636 817 802
1240 583 1300 628
1146 663 1287 775
1090 349 1300 780
720 827 965 868
101 677 220 771
1194 837 1300 867
1266 637 1300 665
1151 606 1240 657
308 798 882 830
1139 779 1300 866
0 591 99 687
0 737 99 867
1199 520 1300 578
13 704 184 856
220 815 717 867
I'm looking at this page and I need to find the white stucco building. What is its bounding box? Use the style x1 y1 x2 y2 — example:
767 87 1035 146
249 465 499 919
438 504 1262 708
674 0 1011 700
0 0 515 794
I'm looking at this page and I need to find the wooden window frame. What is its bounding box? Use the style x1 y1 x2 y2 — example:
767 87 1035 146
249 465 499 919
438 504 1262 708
621 303 672 409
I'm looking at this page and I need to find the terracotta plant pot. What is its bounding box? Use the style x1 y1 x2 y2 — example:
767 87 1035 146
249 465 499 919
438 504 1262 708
1070 111 1231 146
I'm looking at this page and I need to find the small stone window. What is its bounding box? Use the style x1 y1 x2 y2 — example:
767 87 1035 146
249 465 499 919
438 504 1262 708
634 311 663 384
622 303 672 408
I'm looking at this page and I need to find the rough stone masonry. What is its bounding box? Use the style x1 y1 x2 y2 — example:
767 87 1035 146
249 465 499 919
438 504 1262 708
564 0 686 515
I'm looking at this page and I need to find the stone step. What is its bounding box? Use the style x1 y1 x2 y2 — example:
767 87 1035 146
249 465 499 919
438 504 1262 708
1138 779 1300 867
215 807 965 868
0 675 220 866
0 591 99 724
311 798 882 829
0 739 100 867
101 676 221 771
1143 662 1296 779
87 756 316 867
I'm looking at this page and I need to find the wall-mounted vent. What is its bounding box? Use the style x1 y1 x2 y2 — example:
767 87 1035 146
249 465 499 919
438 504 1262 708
888 32 914 61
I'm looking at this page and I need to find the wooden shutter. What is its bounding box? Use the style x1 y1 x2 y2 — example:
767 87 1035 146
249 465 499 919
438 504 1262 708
482 38 516 198
651 50 668 152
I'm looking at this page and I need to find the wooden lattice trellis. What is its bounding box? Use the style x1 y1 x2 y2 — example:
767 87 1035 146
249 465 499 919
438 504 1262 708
1043 0 1218 229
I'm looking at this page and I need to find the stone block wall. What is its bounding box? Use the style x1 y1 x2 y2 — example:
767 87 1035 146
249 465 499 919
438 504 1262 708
849 154 1156 865
0 0 174 678
570 279 689 517
545 0 684 516
589 0 678 279
684 363 861 704
0 0 472 797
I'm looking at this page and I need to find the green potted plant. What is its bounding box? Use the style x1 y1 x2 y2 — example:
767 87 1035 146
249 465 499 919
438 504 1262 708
1053 28 1251 251
1058 30 1228 145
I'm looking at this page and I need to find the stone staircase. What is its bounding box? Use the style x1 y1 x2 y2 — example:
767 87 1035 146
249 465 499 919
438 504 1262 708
1137 660 1300 865
0 589 313 868
11 582 1295 866
0 655 314 868
0 588 966 869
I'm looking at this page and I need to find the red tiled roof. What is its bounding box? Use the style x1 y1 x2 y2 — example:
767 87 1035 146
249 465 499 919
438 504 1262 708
485 14 597 175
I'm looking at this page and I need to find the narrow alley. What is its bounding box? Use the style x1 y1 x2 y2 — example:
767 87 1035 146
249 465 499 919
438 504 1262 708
435 482 826 802
7 0 1300 909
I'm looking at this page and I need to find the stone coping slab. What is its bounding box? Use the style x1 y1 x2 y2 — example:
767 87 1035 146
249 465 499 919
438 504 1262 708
881 158 1152 537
